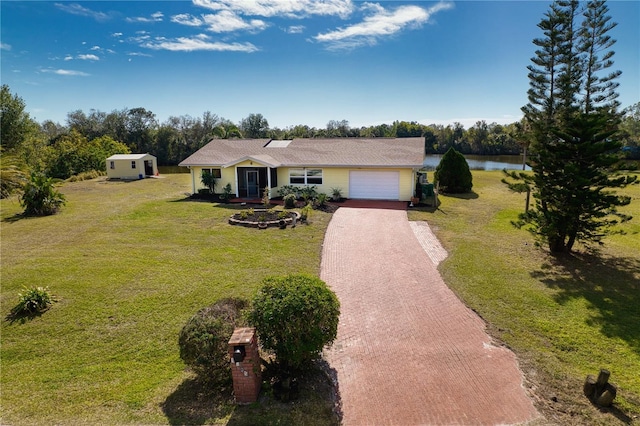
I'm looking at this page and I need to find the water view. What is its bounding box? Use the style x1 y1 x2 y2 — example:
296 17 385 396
160 156 530 174
423 154 529 171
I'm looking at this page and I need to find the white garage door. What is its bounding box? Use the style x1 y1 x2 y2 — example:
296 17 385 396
349 170 400 200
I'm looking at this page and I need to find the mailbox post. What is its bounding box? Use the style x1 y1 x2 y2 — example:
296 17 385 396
228 327 261 403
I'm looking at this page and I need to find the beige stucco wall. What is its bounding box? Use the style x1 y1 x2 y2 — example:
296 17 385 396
274 167 416 201
189 166 233 193
188 164 416 200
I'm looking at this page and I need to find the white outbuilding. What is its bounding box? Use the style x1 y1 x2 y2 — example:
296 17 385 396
106 154 158 180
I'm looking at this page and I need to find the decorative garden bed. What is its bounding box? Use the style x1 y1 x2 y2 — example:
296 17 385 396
229 209 301 229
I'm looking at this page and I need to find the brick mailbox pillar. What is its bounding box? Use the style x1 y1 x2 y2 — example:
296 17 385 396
228 327 261 404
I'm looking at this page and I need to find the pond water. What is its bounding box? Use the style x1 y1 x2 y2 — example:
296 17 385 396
423 154 530 171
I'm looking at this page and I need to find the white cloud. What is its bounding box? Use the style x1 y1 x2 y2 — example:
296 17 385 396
201 11 268 33
286 25 305 34
127 52 152 57
112 32 123 37
193 0 354 19
62 54 100 61
1 42 11 51
77 54 99 61
126 11 164 23
171 13 204 27
90 45 102 51
141 34 259 52
360 2 385 14
54 3 110 21
130 32 152 43
315 2 453 49
41 68 90 76
172 11 267 33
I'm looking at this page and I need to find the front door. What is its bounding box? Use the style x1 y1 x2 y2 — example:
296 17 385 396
246 170 259 197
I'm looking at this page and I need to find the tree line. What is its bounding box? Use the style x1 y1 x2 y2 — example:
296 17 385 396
1 79 638 196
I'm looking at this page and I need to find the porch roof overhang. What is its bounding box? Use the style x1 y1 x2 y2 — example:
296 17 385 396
222 155 281 169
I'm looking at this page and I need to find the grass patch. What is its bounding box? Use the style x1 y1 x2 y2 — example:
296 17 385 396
3 171 639 424
1 175 335 425
409 170 640 424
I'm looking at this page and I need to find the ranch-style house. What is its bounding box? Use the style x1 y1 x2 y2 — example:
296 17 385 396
178 137 425 201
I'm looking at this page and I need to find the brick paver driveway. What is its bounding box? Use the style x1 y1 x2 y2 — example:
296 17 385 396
321 207 539 425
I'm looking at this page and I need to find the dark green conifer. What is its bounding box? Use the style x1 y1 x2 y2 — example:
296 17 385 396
434 147 473 194
505 0 636 253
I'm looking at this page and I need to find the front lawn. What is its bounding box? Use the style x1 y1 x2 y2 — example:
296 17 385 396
409 170 640 424
2 171 638 425
0 174 334 425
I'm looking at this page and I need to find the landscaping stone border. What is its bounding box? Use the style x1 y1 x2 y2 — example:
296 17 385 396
228 209 301 229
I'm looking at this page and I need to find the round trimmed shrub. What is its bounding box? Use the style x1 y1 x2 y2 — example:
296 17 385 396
178 298 248 385
434 147 473 193
248 274 340 375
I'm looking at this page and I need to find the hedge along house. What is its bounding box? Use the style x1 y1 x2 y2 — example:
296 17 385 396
106 154 158 180
178 138 425 201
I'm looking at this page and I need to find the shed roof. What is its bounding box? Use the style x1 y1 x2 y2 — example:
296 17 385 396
179 138 424 168
107 154 155 160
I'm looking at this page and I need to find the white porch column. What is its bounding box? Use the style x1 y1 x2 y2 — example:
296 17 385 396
267 167 272 199
234 167 239 197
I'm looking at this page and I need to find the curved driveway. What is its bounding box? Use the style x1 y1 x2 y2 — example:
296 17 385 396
321 207 539 425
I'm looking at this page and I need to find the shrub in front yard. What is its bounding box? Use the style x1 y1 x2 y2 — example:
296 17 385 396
10 286 55 317
314 193 328 208
278 185 299 198
200 170 217 194
67 170 105 182
283 193 297 209
299 186 318 203
220 183 233 202
20 172 66 216
248 274 340 377
178 298 248 385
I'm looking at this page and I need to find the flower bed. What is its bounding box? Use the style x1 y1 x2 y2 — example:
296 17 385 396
229 209 300 229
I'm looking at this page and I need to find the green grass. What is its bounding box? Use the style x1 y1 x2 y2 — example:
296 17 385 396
3 172 639 424
1 175 333 425
409 170 640 424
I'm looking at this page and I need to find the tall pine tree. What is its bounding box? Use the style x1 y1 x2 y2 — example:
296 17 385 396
505 0 636 253
580 0 622 114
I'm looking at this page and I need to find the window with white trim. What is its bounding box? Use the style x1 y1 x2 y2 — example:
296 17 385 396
131 161 136 169
202 168 221 178
110 161 115 169
289 168 322 185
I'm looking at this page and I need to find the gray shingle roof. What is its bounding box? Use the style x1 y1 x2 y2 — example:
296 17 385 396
179 137 425 168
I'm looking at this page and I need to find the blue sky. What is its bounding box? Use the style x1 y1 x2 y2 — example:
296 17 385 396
2 1 638 129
